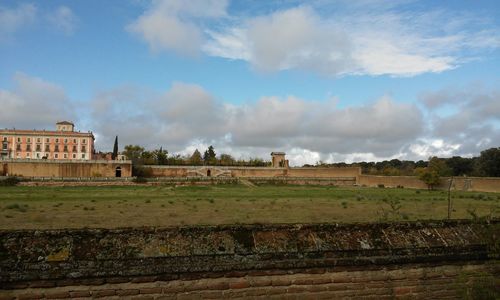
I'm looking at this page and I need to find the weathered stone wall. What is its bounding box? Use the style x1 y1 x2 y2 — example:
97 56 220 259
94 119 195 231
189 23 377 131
1 263 497 299
148 165 361 181
1 220 498 299
1 160 132 178
359 175 429 189
359 174 500 192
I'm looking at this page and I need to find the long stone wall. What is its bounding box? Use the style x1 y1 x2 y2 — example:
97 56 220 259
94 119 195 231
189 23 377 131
148 165 361 180
1 160 132 178
359 174 500 193
1 220 498 299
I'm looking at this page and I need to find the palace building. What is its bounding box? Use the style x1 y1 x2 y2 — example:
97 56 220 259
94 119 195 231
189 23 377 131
0 121 95 160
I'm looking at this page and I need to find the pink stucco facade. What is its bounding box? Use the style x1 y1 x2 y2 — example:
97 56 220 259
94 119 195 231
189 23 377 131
0 121 95 161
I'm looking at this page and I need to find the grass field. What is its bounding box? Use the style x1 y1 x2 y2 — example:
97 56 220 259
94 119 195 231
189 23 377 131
0 184 499 229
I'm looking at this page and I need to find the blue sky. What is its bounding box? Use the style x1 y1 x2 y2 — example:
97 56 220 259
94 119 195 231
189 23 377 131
1 0 499 165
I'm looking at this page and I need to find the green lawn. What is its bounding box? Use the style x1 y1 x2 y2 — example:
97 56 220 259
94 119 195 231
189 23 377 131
0 184 498 229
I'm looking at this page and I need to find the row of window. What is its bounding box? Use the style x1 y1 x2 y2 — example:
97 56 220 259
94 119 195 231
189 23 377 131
17 153 87 159
14 145 87 152
2 137 87 144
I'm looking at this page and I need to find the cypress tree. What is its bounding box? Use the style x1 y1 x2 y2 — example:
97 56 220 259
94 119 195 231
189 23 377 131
112 136 118 160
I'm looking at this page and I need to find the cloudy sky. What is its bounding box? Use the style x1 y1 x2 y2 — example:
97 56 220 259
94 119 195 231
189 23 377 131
1 0 499 165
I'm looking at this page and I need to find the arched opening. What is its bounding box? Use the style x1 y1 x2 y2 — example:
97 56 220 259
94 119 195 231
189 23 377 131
115 166 122 178
207 169 211 177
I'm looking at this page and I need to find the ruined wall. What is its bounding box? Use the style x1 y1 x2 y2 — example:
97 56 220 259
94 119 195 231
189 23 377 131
359 174 500 192
1 220 498 299
1 160 132 178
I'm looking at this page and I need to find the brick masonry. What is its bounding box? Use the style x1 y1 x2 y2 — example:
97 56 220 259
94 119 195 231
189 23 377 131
1 220 499 299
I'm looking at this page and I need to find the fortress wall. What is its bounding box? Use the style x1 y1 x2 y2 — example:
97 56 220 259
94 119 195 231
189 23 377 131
1 220 498 299
149 166 190 177
287 167 360 179
359 175 429 189
359 174 500 192
1 160 132 178
229 167 285 177
147 166 361 180
451 177 500 193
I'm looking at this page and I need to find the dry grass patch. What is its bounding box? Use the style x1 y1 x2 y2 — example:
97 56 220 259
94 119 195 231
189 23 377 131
0 185 498 229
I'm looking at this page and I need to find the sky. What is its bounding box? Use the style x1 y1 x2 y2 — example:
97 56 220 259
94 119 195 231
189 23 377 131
0 0 499 166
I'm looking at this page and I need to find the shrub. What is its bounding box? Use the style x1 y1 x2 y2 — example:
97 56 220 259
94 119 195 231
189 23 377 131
0 176 20 186
377 184 385 188
133 177 148 184
132 166 153 177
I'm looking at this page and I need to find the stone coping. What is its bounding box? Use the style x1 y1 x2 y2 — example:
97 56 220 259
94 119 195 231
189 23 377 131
1 220 497 284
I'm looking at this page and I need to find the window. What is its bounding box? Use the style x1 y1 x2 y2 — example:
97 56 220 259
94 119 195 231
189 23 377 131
36 144 41 151
55 138 59 143
16 144 21 151
26 145 31 151
45 145 50 152
55 154 58 159
55 145 59 152
37 138 41 143
63 145 68 152
27 138 31 143
63 154 68 159
81 146 86 152
82 139 86 144
64 139 68 144
36 153 40 158
2 137 6 141
73 139 77 144
82 154 86 159
27 153 30 157
17 137 21 143
46 138 49 143
72 154 76 159
72 145 77 152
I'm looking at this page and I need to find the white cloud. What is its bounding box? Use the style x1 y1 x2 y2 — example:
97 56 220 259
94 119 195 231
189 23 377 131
408 139 461 160
127 2 500 77
208 5 500 77
0 3 36 37
47 6 78 35
2 73 499 165
0 73 74 129
127 0 228 56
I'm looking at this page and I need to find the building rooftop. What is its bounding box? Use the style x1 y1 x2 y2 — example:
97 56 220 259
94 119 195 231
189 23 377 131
271 152 286 155
0 129 94 137
56 121 74 125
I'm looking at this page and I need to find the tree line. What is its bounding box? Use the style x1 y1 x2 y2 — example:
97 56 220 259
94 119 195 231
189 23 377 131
123 144 271 167
308 147 500 178
123 144 500 180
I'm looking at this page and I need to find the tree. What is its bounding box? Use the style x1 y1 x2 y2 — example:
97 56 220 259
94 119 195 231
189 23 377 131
203 145 216 165
428 156 452 176
141 150 156 165
446 156 473 176
415 167 441 190
219 153 235 166
123 145 144 164
111 136 118 160
478 147 500 177
154 147 168 165
190 149 203 165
